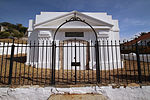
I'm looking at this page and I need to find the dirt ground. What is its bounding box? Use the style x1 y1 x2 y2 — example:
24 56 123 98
0 54 150 86
48 94 107 100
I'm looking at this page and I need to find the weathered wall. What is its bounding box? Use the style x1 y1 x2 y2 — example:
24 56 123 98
0 86 150 100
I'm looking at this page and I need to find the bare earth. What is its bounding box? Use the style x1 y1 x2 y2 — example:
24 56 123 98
0 54 150 86
48 94 107 100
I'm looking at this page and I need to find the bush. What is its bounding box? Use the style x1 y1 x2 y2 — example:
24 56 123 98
12 29 24 38
0 31 10 38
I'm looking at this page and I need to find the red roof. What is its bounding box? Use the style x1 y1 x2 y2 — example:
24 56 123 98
124 32 150 45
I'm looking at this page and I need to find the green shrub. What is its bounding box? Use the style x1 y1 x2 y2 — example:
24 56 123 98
12 29 24 38
0 31 10 38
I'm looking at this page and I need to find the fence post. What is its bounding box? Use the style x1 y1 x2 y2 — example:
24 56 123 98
95 41 100 83
8 39 15 85
51 41 55 85
135 42 142 83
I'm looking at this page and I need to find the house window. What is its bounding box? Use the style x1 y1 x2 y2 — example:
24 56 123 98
65 32 84 37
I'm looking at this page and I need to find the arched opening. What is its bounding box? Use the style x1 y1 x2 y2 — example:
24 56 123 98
53 13 98 41
51 13 100 84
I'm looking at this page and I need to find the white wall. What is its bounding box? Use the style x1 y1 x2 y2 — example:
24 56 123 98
27 30 121 70
0 86 150 100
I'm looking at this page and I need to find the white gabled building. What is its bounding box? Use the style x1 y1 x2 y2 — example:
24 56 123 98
27 11 121 70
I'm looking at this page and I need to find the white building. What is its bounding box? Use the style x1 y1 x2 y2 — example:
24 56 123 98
0 25 7 32
27 11 121 70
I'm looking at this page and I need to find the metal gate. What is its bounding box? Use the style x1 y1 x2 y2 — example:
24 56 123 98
51 39 99 84
51 12 100 84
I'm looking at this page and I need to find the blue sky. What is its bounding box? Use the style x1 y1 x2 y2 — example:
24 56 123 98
0 0 150 40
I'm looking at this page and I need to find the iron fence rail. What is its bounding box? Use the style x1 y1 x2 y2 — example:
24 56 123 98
0 40 150 85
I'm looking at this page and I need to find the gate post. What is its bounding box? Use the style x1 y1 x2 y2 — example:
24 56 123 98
95 41 100 83
8 39 15 85
51 41 56 84
135 42 142 83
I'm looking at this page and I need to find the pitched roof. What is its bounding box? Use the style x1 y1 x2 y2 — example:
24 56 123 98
124 32 150 45
34 11 114 27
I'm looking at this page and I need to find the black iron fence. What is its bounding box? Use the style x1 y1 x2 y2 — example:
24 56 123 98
0 39 150 86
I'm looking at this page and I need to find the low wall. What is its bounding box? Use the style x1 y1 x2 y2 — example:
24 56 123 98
0 42 26 55
0 85 150 100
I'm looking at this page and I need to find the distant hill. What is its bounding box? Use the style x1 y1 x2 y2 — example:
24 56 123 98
0 22 28 38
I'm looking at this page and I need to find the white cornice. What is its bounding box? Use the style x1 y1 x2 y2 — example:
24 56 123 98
34 26 111 30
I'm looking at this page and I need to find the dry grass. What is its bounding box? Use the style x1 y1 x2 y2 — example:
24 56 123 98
0 54 150 86
0 54 52 85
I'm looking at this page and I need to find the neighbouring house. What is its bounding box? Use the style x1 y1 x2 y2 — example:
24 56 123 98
121 32 150 53
121 33 150 62
26 11 121 70
124 32 150 46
